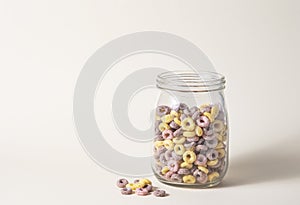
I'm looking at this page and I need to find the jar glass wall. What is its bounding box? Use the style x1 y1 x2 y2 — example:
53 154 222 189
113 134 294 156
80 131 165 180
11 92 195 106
152 71 228 188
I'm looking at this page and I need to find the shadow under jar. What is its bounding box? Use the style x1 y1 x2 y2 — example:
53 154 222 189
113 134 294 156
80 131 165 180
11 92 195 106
152 71 229 188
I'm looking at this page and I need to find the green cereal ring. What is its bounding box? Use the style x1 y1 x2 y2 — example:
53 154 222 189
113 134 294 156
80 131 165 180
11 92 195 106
174 144 185 155
183 131 196 138
181 117 196 131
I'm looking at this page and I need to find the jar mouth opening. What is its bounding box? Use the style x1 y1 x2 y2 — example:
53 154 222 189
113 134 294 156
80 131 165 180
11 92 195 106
156 70 226 92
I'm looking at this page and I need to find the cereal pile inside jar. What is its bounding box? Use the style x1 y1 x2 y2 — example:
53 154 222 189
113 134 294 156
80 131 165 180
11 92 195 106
153 103 228 185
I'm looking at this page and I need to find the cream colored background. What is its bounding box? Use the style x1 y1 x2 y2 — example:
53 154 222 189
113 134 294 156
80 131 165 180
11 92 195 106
1 0 300 204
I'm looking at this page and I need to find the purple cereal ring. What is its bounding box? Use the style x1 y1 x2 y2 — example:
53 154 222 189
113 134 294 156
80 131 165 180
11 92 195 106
184 141 196 149
196 116 210 128
195 172 208 184
186 136 200 142
203 128 213 136
173 128 183 137
179 103 188 110
190 106 199 114
195 144 208 152
143 184 153 192
164 150 173 161
162 129 174 140
136 188 149 196
203 134 216 141
192 110 201 121
170 121 180 129
154 134 164 141
155 128 161 135
153 189 167 197
171 151 182 161
171 174 183 183
205 138 218 149
159 154 168 165
121 187 133 195
206 149 219 161
133 179 140 183
167 160 179 172
194 154 207 166
177 168 190 175
156 105 171 116
183 108 192 116
116 178 129 188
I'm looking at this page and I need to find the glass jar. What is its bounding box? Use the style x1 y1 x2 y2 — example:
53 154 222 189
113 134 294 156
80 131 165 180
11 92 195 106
152 71 228 188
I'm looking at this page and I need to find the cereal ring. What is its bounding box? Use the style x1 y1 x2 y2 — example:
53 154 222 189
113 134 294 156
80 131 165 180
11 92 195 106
197 165 209 174
135 181 146 188
174 117 181 126
162 129 174 140
186 136 199 142
180 162 193 169
180 114 187 121
196 172 208 184
161 166 170 175
154 141 164 148
171 174 183 183
199 104 211 113
183 151 197 163
183 141 196 150
158 122 170 132
133 179 140 183
215 142 225 149
155 115 161 121
174 144 185 155
217 149 226 158
116 178 128 188
183 175 196 184
126 183 138 190
194 154 207 166
210 159 222 168
203 128 213 136
161 114 173 123
156 105 171 116
172 136 185 144
140 178 152 185
206 149 219 161
169 121 180 129
171 151 182 160
181 117 196 131
195 126 203 136
121 187 133 195
159 154 167 164
205 138 218 148
196 116 210 128
164 149 173 160
208 172 220 182
183 108 192 116
170 110 179 118
173 127 183 137
195 144 208 152
177 168 190 175
203 134 216 141
153 189 167 197
212 120 225 132
183 131 196 138
207 159 219 166
211 105 220 118
136 188 149 196
192 110 201 121
154 134 164 141
216 133 223 141
163 139 174 150
190 106 199 114
167 160 179 172
165 171 174 179
143 184 153 192
203 112 214 122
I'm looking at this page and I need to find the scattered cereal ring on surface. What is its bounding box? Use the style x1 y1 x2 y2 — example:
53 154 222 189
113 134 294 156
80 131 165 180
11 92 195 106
121 187 133 195
195 126 203 136
167 160 179 172
183 151 197 164
163 139 174 150
162 129 174 140
156 105 171 116
194 154 207 166
183 175 196 184
206 149 219 161
161 166 170 175
196 116 210 128
217 149 226 158
126 183 137 190
181 117 196 131
153 189 167 197
180 161 193 169
208 172 220 182
117 178 129 188
173 136 186 144
136 188 149 196
158 122 170 132
212 120 225 133
197 165 209 174
174 144 185 155
161 114 173 123
143 184 153 192
183 131 196 138
207 159 219 166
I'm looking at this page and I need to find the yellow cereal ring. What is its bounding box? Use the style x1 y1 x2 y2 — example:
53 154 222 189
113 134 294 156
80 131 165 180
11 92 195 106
217 149 226 158
181 117 196 131
135 181 146 188
183 150 197 164
126 183 137 190
174 117 181 126
163 139 174 150
207 159 219 166
215 142 225 149
154 141 164 148
174 144 185 155
158 123 170 132
155 115 161 121
161 166 169 175
199 103 210 110
211 105 220 119
183 175 196 184
172 136 186 144
216 133 223 141
170 110 179 118
208 172 220 182
212 120 225 133
197 166 209 174
140 178 152 185
180 162 193 169
183 131 196 138
195 126 203 136
203 112 214 122
161 114 173 123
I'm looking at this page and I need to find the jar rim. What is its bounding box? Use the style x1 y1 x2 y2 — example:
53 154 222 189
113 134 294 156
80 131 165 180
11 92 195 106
156 70 226 92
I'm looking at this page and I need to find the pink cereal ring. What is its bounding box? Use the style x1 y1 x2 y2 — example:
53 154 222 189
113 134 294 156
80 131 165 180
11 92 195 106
165 171 174 179
196 116 210 128
135 188 149 196
162 130 174 140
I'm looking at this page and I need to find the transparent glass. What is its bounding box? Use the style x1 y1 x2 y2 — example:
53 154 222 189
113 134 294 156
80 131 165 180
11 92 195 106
152 71 228 188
